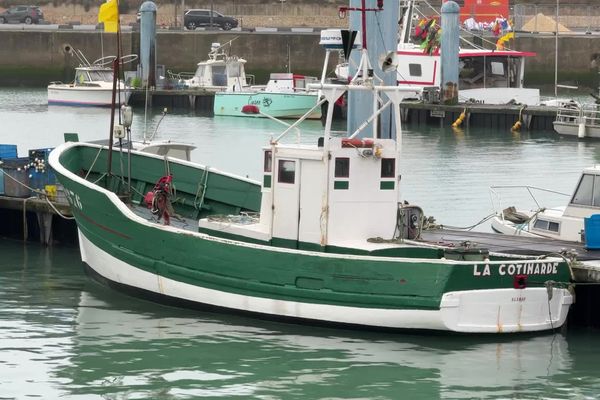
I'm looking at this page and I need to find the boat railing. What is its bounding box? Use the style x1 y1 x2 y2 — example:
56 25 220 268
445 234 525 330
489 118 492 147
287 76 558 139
166 70 195 81
489 185 571 216
555 101 600 126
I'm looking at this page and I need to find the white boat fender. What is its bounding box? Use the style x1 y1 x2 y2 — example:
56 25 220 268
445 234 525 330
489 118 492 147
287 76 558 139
578 117 587 138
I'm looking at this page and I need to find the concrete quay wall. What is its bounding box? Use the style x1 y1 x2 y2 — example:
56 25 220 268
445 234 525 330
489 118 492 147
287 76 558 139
0 30 327 86
515 34 600 87
0 30 599 88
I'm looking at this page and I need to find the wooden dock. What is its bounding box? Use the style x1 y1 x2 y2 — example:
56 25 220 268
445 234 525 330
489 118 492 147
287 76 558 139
0 195 75 245
129 88 216 114
401 102 556 131
128 89 557 131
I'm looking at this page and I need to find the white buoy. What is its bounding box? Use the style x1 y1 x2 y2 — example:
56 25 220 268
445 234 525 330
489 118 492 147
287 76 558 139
578 116 587 138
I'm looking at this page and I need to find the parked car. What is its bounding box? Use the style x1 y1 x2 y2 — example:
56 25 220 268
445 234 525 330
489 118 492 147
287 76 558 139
0 5 43 24
183 9 238 31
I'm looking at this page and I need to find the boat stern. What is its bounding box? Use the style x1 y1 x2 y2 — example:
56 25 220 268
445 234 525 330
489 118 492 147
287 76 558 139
439 286 573 333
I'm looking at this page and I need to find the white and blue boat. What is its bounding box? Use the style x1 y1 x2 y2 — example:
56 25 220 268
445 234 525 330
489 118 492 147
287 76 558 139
213 72 321 119
47 50 136 107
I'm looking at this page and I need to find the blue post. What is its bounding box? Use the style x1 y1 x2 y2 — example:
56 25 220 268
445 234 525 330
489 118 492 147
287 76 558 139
441 1 460 105
347 0 399 138
139 1 157 88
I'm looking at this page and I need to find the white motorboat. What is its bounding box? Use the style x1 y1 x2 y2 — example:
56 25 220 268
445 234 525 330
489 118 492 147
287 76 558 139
48 50 137 107
490 166 600 243
173 41 252 91
553 100 600 139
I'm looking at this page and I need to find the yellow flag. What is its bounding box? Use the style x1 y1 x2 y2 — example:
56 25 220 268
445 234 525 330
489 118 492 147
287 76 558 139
98 0 119 33
496 32 514 50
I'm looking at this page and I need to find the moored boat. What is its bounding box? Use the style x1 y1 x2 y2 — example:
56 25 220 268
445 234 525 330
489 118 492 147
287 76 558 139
49 4 575 333
333 1 540 105
213 73 321 119
491 166 600 244
169 40 252 92
553 100 600 139
394 2 539 105
50 78 574 333
47 50 137 107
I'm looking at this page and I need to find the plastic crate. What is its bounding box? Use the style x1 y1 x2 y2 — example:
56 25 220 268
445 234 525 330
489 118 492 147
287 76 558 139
29 169 57 191
584 214 600 250
0 144 18 159
1 157 30 197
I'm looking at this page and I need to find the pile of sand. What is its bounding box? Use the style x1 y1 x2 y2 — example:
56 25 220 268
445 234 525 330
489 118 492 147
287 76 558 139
521 13 570 32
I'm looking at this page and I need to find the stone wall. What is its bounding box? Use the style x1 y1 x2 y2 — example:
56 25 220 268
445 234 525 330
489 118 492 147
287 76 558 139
0 30 330 86
0 29 598 88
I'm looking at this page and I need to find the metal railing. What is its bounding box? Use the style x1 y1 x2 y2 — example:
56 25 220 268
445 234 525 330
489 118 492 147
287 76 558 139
489 185 570 216
556 102 600 126
513 4 600 33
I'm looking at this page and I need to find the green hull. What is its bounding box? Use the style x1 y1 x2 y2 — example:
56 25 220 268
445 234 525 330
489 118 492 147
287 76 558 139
49 143 573 332
214 91 321 119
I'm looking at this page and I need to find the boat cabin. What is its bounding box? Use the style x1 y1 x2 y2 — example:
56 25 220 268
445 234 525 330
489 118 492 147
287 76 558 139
264 73 319 93
185 42 250 91
396 47 539 104
198 137 400 249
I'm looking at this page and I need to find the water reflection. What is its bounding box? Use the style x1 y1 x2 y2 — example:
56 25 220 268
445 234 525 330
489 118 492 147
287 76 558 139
3 236 600 399
62 287 578 399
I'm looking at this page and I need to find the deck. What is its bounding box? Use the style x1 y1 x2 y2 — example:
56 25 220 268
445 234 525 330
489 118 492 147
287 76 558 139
420 228 600 282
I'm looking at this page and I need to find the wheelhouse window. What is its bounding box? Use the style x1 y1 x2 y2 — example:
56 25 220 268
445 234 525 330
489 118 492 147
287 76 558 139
381 158 395 178
335 157 349 178
212 65 227 86
533 219 560 233
490 61 505 76
408 63 422 77
227 62 243 78
263 150 272 172
278 160 295 184
571 174 600 207
194 65 206 78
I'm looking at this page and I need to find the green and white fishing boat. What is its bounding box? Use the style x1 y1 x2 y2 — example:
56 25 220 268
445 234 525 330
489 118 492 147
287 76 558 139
49 76 574 333
49 5 574 332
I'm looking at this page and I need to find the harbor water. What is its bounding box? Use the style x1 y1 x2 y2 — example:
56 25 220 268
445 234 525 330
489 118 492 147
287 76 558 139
2 87 600 398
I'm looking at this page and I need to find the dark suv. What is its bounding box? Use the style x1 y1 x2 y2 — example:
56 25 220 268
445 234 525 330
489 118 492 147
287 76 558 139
183 9 238 31
0 5 43 24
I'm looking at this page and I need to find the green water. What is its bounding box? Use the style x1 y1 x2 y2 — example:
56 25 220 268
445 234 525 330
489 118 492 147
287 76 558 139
3 88 600 399
2 240 600 399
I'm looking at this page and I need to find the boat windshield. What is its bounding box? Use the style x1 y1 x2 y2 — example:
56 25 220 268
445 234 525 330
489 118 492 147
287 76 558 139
74 69 113 84
571 173 600 207
227 61 244 78
459 56 520 89
88 70 114 82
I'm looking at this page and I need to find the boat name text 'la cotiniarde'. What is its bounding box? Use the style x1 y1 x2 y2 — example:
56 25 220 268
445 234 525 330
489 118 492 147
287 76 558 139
473 262 559 277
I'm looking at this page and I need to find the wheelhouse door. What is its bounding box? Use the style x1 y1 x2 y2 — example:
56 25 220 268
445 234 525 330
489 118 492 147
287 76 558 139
272 158 300 246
